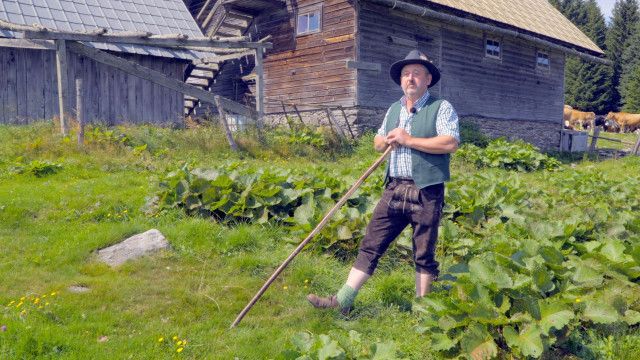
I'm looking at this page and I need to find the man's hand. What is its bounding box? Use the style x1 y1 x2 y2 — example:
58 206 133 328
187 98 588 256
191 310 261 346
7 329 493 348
385 128 412 146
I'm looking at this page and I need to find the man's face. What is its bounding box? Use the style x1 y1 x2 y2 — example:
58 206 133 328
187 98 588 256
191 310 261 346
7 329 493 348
400 64 431 99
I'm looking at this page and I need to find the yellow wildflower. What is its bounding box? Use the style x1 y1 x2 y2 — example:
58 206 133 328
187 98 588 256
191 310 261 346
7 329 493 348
7 301 14 306
182 339 187 345
16 302 23 308
158 337 164 343
177 340 183 346
176 347 184 353
304 279 309 284
34 298 40 304
42 294 47 298
172 335 178 341
45 302 50 306
283 286 288 290
575 298 582 303
50 292 57 296
20 310 26 315
20 297 25 301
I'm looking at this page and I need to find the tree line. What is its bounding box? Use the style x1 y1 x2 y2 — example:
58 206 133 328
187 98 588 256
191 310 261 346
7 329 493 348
549 0 640 113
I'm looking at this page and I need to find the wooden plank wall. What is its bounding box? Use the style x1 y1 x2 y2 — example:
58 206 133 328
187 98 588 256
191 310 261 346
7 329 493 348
357 2 565 123
248 0 357 112
357 2 441 108
0 47 185 125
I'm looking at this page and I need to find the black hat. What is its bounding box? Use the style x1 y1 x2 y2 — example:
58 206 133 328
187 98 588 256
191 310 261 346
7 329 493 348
389 49 441 87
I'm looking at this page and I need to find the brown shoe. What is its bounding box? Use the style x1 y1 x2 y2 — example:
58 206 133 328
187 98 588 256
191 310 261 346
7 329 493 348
307 294 351 315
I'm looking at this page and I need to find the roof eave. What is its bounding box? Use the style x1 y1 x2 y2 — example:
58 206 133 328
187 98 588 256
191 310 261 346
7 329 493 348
367 0 609 65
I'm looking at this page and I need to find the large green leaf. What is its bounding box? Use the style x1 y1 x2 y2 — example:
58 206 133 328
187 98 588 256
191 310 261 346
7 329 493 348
599 239 628 263
503 324 544 358
538 301 574 335
468 257 513 289
583 302 619 324
429 332 458 351
531 264 555 294
624 310 640 325
460 323 497 360
371 342 400 360
317 335 345 360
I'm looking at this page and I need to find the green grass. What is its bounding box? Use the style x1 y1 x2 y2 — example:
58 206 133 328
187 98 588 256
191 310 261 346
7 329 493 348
0 122 638 359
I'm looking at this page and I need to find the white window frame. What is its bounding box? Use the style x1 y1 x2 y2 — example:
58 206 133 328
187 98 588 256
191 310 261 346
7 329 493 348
536 51 550 70
296 7 322 36
485 38 502 59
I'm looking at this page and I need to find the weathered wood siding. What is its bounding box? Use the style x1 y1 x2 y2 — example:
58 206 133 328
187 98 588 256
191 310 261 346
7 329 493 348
0 46 185 125
357 2 565 123
250 0 357 112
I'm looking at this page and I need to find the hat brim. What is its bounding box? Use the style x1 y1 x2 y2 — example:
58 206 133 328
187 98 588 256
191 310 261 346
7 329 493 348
389 59 440 87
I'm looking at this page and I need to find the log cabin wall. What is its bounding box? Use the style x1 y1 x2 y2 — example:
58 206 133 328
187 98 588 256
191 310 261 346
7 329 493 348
251 0 357 113
357 2 565 122
0 46 186 125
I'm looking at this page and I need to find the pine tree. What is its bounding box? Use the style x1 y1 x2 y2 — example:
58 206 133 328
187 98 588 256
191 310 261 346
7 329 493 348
621 63 640 112
620 22 640 105
605 0 640 110
559 0 613 113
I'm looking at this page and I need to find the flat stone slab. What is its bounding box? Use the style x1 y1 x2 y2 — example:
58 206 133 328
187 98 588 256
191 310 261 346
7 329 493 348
97 229 169 267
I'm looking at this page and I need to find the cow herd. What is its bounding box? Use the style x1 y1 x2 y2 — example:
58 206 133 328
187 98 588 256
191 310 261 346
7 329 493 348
563 105 640 133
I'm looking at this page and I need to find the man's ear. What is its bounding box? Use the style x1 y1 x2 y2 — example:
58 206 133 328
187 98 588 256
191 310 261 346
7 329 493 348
426 73 433 86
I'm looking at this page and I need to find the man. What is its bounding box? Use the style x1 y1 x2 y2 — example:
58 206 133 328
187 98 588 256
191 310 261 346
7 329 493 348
307 49 460 314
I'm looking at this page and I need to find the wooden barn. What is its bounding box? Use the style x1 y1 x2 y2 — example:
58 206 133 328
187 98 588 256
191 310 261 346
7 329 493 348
184 0 607 149
0 0 205 125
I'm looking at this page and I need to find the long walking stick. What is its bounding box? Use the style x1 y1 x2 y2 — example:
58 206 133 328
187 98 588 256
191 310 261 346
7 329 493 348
230 146 393 328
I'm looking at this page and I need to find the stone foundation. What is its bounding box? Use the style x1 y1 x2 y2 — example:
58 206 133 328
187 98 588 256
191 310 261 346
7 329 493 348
461 116 562 151
263 107 563 150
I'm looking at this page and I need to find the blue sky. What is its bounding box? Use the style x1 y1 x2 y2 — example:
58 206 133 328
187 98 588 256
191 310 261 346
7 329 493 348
595 0 616 21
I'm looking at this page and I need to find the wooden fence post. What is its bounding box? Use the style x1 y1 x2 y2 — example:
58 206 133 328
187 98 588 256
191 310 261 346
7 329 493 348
633 133 640 156
55 39 69 136
214 95 239 151
338 105 355 140
589 126 600 153
76 77 84 145
324 108 346 138
281 101 292 129
292 104 305 126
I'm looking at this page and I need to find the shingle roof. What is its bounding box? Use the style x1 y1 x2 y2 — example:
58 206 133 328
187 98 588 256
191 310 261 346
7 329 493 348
0 0 206 60
425 0 603 55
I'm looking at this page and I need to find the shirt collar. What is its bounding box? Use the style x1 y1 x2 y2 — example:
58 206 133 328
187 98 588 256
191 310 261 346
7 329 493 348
400 91 430 113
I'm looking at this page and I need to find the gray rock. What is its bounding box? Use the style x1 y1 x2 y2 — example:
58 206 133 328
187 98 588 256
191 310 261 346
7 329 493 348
98 229 169 267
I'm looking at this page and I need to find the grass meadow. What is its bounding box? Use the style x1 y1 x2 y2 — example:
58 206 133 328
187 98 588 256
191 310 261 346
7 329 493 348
0 122 638 359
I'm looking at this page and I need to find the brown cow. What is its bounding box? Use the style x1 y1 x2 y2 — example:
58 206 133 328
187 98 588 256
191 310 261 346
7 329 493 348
564 107 595 130
605 112 640 133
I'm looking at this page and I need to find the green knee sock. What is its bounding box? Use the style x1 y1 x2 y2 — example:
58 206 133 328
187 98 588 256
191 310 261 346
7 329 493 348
336 284 358 309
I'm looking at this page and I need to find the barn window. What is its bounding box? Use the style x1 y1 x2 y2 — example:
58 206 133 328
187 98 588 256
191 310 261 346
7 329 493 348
537 51 550 69
296 8 321 36
485 39 501 59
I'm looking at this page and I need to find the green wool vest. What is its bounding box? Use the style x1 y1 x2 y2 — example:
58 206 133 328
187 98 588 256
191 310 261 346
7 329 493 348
383 96 451 189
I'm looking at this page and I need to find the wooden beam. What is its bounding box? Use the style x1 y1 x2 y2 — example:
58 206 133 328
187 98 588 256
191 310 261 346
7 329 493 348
633 134 640 156
196 0 215 21
345 60 381 71
255 47 265 132
22 30 271 50
387 35 417 47
588 126 600 153
0 38 55 50
66 41 222 108
76 77 85 145
193 50 255 65
55 39 69 136
215 95 255 118
214 96 239 151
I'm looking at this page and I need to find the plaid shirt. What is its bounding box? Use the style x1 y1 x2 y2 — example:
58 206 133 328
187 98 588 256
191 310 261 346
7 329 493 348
377 91 460 179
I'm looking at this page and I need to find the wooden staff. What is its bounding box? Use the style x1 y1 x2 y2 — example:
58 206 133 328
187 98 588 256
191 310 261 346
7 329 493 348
230 146 393 328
